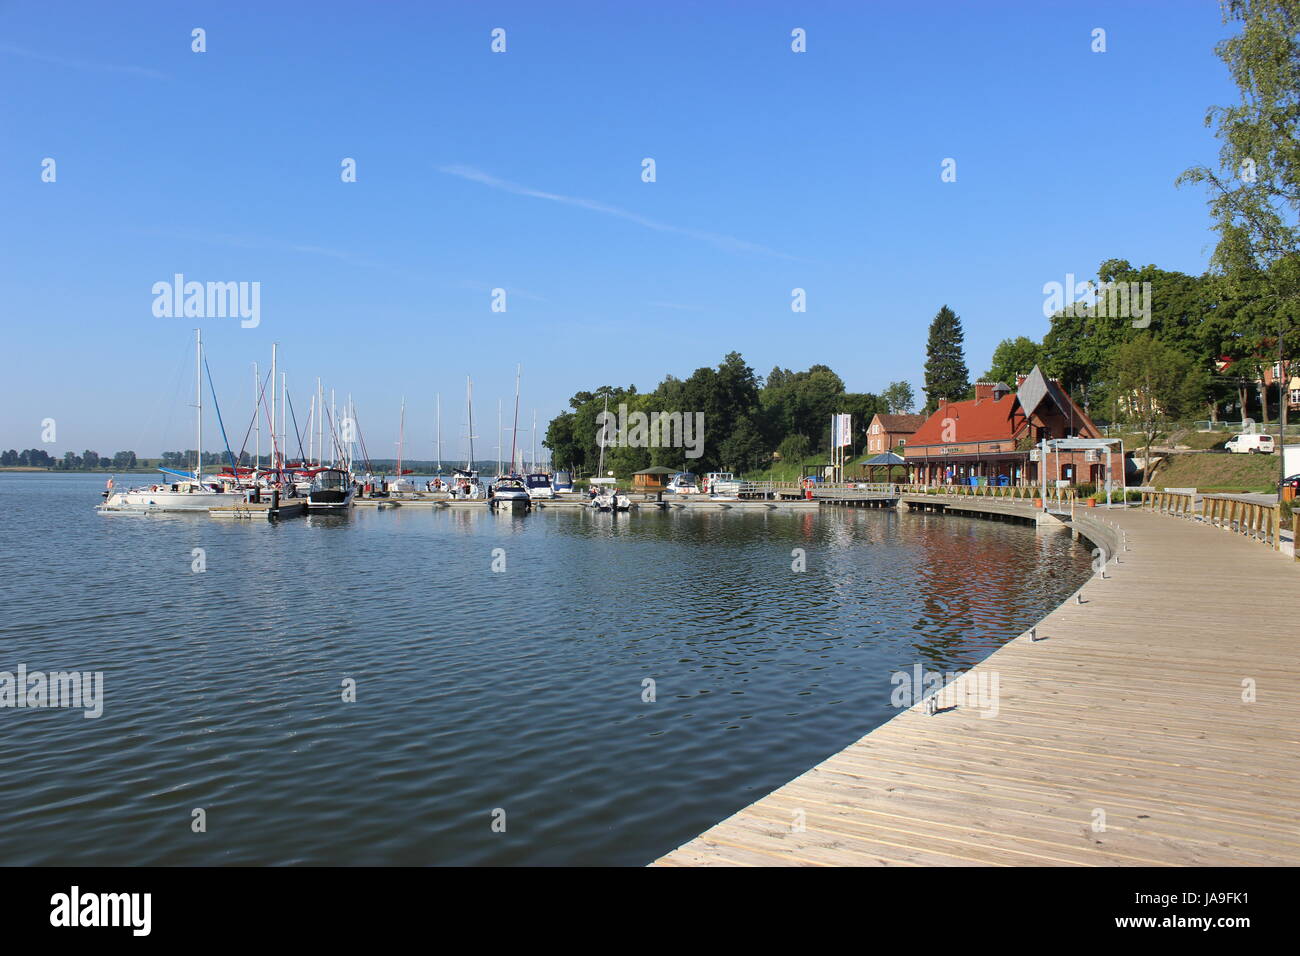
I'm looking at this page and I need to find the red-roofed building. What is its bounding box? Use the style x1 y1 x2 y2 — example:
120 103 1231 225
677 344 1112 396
865 413 926 454
904 368 1123 488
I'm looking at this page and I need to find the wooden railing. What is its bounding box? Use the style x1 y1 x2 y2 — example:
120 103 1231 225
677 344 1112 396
1142 490 1196 517
899 484 1079 509
735 480 899 498
1201 495 1282 550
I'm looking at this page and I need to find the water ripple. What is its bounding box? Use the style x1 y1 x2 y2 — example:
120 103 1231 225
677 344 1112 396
0 474 1091 865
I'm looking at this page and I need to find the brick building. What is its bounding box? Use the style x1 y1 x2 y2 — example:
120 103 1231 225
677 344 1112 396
865 413 926 455
903 366 1124 487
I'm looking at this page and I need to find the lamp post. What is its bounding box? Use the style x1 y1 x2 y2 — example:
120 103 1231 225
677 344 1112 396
1279 324 1288 499
1039 435 1048 510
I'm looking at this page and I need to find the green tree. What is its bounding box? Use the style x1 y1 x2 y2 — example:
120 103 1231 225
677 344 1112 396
880 381 915 413
922 305 970 413
758 363 844 453
1110 336 1206 483
983 336 1042 385
717 413 765 473
1179 0 1300 435
777 433 810 464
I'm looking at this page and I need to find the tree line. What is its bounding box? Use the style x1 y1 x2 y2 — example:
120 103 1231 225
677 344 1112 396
2 449 137 470
543 351 917 476
970 1 1300 476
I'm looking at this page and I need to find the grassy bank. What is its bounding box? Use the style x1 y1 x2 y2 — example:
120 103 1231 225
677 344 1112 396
1152 451 1281 492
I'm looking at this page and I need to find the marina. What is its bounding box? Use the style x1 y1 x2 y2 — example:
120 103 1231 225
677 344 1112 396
7 0 1297 898
5 471 1096 866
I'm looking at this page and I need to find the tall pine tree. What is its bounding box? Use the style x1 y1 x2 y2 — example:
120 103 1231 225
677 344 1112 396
922 305 971 413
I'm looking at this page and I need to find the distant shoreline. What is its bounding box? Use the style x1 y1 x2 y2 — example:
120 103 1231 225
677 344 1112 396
0 467 156 474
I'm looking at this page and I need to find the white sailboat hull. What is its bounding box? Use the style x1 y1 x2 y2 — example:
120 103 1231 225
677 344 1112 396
103 489 232 512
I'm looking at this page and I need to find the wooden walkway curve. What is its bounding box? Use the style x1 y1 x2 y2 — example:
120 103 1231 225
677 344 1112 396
654 502 1300 866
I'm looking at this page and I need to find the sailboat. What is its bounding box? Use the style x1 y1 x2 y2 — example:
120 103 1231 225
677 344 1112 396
489 365 531 512
100 330 234 513
388 397 417 493
450 377 483 499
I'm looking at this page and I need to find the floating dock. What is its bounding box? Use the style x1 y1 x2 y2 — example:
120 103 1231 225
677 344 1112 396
209 498 307 520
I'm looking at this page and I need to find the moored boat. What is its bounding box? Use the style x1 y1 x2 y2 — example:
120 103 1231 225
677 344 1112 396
98 329 236 514
307 467 355 511
524 473 555 499
665 472 700 495
489 476 532 511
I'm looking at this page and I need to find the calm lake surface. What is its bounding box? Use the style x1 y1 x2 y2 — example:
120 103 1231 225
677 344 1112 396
0 472 1091 865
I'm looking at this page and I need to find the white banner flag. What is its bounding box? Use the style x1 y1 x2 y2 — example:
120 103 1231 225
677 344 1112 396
835 413 852 447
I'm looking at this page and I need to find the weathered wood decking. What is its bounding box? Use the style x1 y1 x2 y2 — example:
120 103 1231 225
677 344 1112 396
654 502 1300 866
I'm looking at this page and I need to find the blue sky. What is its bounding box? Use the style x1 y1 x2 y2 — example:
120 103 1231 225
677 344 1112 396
1 0 1238 459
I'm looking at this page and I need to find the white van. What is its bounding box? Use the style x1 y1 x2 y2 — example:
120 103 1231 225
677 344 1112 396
1225 433 1275 454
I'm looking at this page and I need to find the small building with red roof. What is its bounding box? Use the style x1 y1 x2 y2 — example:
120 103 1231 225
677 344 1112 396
865 412 926 455
903 367 1123 488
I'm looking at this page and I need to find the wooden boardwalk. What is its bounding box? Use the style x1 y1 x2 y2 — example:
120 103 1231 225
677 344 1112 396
655 502 1300 866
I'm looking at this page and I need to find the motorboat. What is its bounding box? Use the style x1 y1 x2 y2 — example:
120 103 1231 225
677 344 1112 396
490 476 532 512
703 472 743 495
308 468 355 511
664 472 699 495
524 473 555 499
553 470 574 493
388 476 417 495
588 478 631 512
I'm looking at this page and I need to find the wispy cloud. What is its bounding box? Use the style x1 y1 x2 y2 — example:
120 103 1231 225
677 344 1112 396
648 301 706 312
127 228 429 282
127 229 550 299
438 164 801 260
0 42 168 80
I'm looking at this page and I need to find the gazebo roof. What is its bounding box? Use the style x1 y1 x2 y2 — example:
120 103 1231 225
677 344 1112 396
857 451 906 466
633 465 676 475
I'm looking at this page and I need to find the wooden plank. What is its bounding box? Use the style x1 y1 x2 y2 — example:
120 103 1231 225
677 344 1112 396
654 502 1300 866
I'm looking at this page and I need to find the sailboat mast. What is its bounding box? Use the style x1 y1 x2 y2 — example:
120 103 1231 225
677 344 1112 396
317 377 323 467
253 362 260 472
195 328 202 481
436 393 442 472
509 364 521 476
397 397 405 477
497 399 502 477
466 376 475 470
531 409 536 473
270 343 278 475
597 393 608 477
280 372 287 468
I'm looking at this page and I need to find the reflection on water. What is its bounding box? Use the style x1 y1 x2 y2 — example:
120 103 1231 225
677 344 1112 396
0 474 1091 865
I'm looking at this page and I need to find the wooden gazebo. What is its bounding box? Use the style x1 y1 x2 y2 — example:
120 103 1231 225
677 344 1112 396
632 466 675 491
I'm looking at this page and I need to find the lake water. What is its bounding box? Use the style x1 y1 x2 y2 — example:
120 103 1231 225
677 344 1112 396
0 472 1091 865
